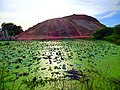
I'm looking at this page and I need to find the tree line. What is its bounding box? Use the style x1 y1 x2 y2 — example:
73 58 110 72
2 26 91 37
1 22 23 36
93 24 120 45
0 22 24 40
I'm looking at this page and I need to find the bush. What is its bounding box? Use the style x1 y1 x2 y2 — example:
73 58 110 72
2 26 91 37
113 35 120 45
104 35 119 42
93 24 120 45
93 27 114 40
104 35 114 42
114 24 120 35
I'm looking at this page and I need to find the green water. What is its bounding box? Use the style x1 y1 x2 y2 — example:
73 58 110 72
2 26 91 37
0 40 120 90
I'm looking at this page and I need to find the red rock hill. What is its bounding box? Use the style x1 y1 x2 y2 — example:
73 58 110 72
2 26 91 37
15 14 105 40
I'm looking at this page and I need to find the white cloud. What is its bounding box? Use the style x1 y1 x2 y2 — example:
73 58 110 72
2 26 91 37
98 11 117 19
0 0 120 30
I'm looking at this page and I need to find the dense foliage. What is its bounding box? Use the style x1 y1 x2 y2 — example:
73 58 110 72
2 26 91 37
1 22 23 36
93 27 114 39
114 24 120 35
93 24 120 45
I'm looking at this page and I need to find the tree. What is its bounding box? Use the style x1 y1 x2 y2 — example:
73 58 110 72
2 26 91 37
1 22 23 36
114 24 120 35
93 24 120 45
93 27 114 39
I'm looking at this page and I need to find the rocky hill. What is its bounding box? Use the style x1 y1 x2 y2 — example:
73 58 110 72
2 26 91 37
15 14 106 40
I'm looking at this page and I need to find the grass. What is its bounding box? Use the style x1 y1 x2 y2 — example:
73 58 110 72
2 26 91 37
0 39 120 90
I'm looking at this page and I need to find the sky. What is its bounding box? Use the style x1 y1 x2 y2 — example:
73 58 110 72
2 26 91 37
0 0 120 30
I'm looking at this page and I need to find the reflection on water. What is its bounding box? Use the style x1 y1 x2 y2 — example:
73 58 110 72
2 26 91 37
0 40 120 90
33 41 68 79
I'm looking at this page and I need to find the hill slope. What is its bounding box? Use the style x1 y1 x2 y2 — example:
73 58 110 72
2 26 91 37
15 14 105 40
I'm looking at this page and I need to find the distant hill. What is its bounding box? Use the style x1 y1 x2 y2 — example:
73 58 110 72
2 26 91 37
15 14 106 40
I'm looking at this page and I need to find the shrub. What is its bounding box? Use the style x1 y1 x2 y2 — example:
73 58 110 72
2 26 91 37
93 24 120 45
104 35 120 44
93 27 114 40
114 24 120 35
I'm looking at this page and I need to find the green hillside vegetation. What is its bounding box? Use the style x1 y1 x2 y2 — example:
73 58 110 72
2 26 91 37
93 24 120 45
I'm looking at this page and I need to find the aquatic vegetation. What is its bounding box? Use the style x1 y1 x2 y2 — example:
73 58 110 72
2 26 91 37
0 40 120 90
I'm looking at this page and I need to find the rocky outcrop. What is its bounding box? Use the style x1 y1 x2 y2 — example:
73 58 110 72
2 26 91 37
15 14 105 40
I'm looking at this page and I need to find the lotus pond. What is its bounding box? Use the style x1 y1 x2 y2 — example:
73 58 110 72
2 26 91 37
0 39 120 90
